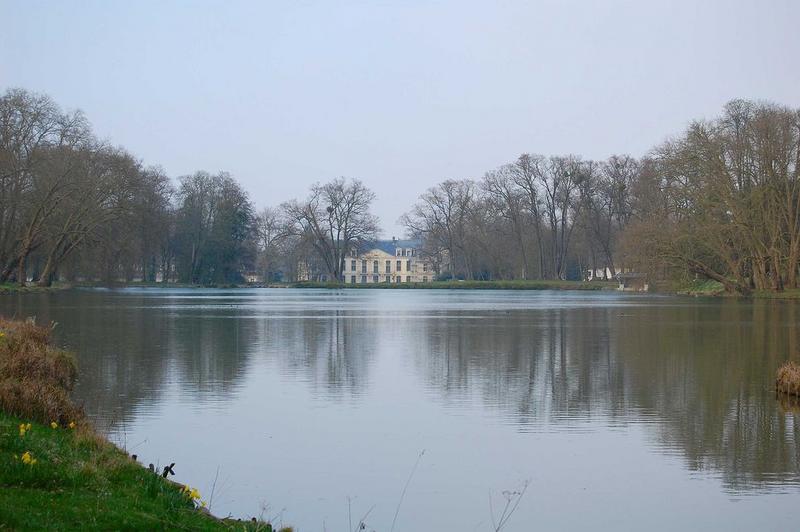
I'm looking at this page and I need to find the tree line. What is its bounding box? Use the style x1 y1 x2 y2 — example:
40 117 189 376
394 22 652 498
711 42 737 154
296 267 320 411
402 100 800 294
0 89 253 286
2 88 798 293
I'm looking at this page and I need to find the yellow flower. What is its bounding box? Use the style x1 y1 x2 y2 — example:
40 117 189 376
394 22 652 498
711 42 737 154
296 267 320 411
0 332 5 338
181 485 201 500
200 500 207 508
21 451 32 464
18 424 26 437
25 423 31 430
68 421 76 429
50 421 58 429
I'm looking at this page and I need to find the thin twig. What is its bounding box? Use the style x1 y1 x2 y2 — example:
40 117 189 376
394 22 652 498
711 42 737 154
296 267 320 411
492 480 530 532
390 449 425 532
348 496 353 532
355 505 375 531
208 465 220 512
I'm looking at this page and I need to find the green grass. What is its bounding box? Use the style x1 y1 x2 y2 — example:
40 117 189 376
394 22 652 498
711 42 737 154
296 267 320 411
674 278 726 296
291 279 616 290
752 288 800 299
0 283 71 294
0 413 278 531
0 317 284 531
673 278 800 299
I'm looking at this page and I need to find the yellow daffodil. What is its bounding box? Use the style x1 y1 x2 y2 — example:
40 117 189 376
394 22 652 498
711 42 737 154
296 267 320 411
18 424 26 437
21 451 33 465
181 485 201 500
50 421 58 429
25 423 31 430
68 421 76 429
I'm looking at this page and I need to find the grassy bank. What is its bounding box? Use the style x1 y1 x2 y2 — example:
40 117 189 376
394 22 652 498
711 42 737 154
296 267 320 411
292 279 616 290
673 278 800 299
674 279 726 296
0 282 72 295
0 318 283 531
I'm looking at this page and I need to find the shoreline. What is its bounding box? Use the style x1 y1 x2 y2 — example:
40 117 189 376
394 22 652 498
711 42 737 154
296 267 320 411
0 317 287 531
6 279 800 299
5 279 619 292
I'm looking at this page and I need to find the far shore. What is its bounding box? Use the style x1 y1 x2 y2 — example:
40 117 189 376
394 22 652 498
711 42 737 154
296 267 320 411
4 279 618 293
6 279 800 299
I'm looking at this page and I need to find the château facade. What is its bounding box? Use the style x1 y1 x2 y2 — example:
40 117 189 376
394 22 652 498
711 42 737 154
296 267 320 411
345 239 434 284
301 239 436 284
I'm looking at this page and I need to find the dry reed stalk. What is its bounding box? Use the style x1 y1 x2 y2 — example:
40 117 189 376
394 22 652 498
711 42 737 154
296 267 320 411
0 317 83 424
776 361 800 397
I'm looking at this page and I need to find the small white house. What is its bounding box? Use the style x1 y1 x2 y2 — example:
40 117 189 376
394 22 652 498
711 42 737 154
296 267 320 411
616 273 649 292
586 267 625 281
244 272 264 284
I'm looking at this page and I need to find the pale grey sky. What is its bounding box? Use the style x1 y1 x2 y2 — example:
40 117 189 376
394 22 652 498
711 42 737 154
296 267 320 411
2 0 799 235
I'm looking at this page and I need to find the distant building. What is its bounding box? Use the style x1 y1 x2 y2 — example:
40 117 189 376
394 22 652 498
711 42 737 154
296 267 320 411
616 273 649 292
301 239 436 284
244 272 264 284
586 267 627 281
347 239 435 284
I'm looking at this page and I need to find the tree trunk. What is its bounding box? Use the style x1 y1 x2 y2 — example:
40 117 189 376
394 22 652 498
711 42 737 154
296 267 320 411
686 258 751 295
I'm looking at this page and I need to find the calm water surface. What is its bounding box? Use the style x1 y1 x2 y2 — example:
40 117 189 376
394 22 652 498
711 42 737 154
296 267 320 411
1 288 798 531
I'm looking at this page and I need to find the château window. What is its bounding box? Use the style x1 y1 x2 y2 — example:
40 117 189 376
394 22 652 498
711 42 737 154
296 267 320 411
406 260 411 271
350 275 356 284
422 263 427 272
373 260 379 273
396 260 402 271
372 275 379 283
385 260 391 273
406 276 411 283
360 275 366 283
361 260 367 274
423 276 428 282
351 259 356 271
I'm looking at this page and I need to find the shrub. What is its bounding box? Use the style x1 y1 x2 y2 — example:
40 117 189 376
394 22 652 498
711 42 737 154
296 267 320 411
776 361 800 397
0 317 83 425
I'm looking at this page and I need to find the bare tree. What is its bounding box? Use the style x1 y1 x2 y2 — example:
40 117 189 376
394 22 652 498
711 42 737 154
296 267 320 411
402 179 476 279
0 88 90 284
483 165 530 279
254 206 290 281
283 178 379 281
540 156 583 280
509 154 547 278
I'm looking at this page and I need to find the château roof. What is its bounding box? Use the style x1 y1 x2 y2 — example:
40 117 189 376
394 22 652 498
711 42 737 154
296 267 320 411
356 239 422 255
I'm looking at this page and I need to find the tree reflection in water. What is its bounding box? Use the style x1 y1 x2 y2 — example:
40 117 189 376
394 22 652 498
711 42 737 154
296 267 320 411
1 289 797 494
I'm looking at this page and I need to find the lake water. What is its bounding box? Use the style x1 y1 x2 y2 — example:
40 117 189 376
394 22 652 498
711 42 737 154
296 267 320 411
1 288 798 531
